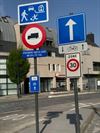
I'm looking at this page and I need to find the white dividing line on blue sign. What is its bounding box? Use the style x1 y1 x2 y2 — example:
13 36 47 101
18 1 49 25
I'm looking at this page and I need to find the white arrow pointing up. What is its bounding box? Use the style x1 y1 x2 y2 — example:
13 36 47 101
65 19 77 41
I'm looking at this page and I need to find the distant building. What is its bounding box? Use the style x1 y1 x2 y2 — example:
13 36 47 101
0 16 17 95
15 24 100 93
15 24 66 93
0 16 100 96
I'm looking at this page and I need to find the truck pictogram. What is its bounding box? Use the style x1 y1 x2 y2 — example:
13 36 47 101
28 33 39 39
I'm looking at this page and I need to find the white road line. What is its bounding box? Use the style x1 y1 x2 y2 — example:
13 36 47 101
0 114 18 120
0 113 35 121
0 109 22 115
48 92 98 98
69 102 100 112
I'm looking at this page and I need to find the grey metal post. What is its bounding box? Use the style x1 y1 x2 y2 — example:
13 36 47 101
34 57 39 133
73 78 80 133
64 54 67 91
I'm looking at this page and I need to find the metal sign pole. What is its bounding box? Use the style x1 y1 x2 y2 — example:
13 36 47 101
34 57 39 133
73 78 80 133
21 23 46 133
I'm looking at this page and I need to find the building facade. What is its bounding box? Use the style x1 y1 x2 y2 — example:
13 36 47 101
15 24 66 94
0 16 17 95
0 17 100 96
15 24 100 93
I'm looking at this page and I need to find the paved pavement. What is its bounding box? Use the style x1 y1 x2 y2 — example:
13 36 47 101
17 108 95 133
85 108 100 133
0 92 49 103
0 91 100 133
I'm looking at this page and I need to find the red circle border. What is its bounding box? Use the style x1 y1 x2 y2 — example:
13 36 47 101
67 58 79 72
22 24 46 49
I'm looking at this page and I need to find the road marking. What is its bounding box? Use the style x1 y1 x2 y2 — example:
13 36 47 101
48 92 98 98
0 114 18 120
0 113 35 121
10 117 47 133
48 93 74 98
70 102 100 112
0 109 22 115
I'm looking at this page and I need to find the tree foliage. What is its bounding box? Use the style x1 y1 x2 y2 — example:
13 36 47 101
7 47 30 84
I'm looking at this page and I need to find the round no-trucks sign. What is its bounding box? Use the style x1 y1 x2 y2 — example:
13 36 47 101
66 53 81 78
22 24 46 49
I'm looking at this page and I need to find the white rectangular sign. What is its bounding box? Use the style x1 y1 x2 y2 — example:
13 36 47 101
66 52 81 78
59 42 88 54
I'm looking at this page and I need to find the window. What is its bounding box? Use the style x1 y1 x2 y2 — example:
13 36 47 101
56 64 61 72
0 84 7 89
0 70 6 75
48 64 52 72
0 64 6 69
93 62 100 71
0 78 6 83
48 64 50 71
8 84 17 89
0 59 6 63
0 59 7 75
48 64 61 72
53 64 55 71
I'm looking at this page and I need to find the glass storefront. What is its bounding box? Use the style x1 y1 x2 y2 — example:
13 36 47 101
0 58 17 96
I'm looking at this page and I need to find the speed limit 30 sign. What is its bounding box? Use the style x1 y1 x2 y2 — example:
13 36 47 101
66 53 81 78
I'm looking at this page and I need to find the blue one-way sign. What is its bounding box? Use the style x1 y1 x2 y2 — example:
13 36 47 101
18 1 49 25
57 13 86 45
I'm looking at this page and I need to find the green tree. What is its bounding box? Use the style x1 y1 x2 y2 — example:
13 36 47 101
7 47 30 98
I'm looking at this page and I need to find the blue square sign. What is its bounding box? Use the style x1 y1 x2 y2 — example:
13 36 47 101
29 75 40 93
57 13 86 45
18 1 49 25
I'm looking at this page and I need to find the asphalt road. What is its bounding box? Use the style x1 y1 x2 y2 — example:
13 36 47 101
0 92 100 133
0 92 100 113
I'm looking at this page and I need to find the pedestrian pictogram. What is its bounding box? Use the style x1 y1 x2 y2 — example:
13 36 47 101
22 24 46 49
66 53 81 78
21 10 28 22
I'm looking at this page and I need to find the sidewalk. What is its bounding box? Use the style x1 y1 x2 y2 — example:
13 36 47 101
17 107 95 133
0 92 49 103
0 91 100 133
0 91 98 103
